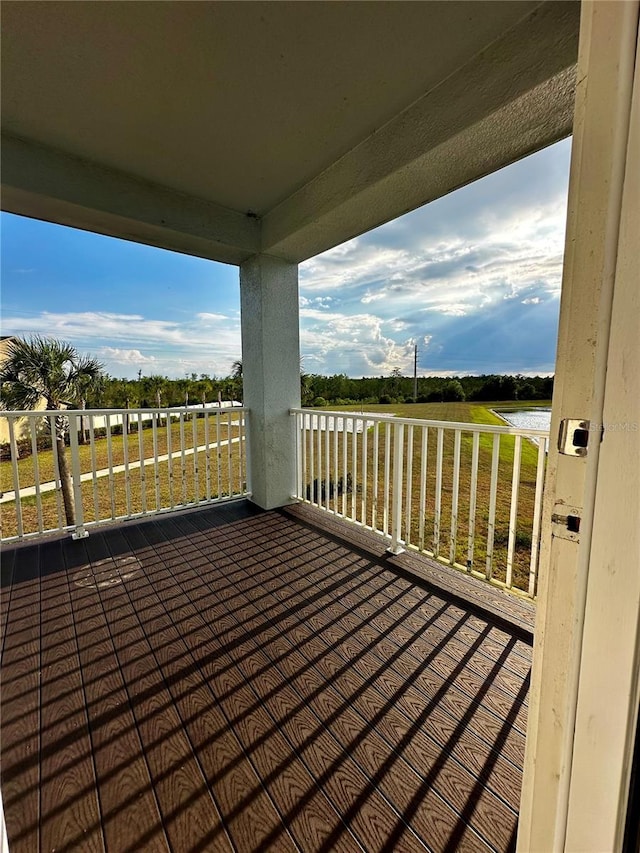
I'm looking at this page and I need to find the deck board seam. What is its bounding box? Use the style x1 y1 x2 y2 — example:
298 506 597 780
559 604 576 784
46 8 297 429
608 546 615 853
101 530 238 853
174 510 513 845
113 523 302 853
134 518 362 853
61 533 173 853
157 516 435 853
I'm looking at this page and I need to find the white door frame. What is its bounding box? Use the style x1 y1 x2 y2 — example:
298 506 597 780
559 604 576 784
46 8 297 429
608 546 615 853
518 2 640 850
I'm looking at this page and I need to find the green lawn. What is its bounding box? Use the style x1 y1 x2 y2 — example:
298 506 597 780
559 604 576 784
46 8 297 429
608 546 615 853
2 401 550 597
1 411 242 492
300 401 550 594
1 412 246 540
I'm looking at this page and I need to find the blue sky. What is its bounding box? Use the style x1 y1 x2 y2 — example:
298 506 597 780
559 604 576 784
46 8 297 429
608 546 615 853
1 138 571 379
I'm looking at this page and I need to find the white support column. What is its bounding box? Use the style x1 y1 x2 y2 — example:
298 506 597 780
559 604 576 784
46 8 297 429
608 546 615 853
240 255 300 510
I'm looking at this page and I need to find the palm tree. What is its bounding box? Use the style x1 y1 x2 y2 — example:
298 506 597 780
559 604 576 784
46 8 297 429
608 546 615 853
229 360 243 403
142 375 166 408
0 336 103 526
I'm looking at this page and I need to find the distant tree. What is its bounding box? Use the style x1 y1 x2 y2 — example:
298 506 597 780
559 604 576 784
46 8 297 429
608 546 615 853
0 336 102 525
518 382 536 401
441 380 466 402
142 375 167 408
227 360 243 401
301 373 315 406
175 378 190 407
193 380 210 406
470 374 518 401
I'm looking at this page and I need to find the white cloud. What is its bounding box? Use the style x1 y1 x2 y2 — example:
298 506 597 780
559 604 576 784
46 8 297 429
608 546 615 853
361 291 386 304
1 310 242 378
300 309 417 375
196 312 228 322
101 347 156 365
2 141 570 379
297 141 570 375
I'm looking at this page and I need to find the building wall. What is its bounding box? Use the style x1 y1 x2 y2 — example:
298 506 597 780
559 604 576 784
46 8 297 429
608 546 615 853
0 337 47 445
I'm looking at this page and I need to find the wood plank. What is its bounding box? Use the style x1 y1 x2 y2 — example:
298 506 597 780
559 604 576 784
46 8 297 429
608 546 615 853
194 512 515 845
61 536 169 853
1 501 531 853
0 543 40 853
112 522 300 852
175 512 510 852
201 562 493 852
198 510 530 747
261 554 529 802
283 503 536 634
192 510 521 807
126 519 350 853
83 531 232 853
0 546 16 649
38 537 105 852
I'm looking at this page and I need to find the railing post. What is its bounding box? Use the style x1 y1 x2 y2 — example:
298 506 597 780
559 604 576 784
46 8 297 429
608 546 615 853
387 422 405 555
68 413 88 540
7 416 23 540
293 410 302 500
243 409 252 498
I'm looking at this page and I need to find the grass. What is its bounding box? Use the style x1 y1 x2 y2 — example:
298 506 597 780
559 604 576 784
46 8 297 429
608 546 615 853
2 401 551 597
1 411 242 492
1 412 246 540
300 401 550 595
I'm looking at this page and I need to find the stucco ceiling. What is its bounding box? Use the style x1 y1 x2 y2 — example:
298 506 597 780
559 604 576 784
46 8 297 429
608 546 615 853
1 1 580 264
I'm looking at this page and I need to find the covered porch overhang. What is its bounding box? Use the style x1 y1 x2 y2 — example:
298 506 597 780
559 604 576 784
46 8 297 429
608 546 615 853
2 2 640 852
1 0 579 511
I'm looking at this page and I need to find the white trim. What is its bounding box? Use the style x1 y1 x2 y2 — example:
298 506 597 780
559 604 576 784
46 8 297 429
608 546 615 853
518 2 640 849
565 22 640 849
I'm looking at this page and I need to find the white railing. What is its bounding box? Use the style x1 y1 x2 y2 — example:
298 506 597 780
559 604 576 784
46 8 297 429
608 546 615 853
292 408 549 598
0 406 249 543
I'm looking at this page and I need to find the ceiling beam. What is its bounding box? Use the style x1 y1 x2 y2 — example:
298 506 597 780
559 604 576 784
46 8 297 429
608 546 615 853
261 2 579 263
1 134 260 266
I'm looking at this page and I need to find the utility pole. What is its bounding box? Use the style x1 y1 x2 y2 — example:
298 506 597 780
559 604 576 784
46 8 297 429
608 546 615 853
413 343 418 401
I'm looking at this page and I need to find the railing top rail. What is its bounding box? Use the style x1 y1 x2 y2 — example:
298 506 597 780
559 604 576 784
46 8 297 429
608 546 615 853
1 405 249 418
291 407 550 438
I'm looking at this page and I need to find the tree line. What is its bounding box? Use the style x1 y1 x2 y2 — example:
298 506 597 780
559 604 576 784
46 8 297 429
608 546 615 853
301 371 553 406
87 364 243 410
85 368 553 409
91 369 552 409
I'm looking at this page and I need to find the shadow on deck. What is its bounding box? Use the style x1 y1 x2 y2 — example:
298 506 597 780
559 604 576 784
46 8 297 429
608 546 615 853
1 499 533 853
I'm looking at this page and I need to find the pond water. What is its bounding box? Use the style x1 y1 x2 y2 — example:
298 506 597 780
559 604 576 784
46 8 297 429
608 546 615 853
496 407 552 432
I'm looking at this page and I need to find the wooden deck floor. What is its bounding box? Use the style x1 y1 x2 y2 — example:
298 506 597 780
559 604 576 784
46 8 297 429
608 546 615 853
1 500 533 853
